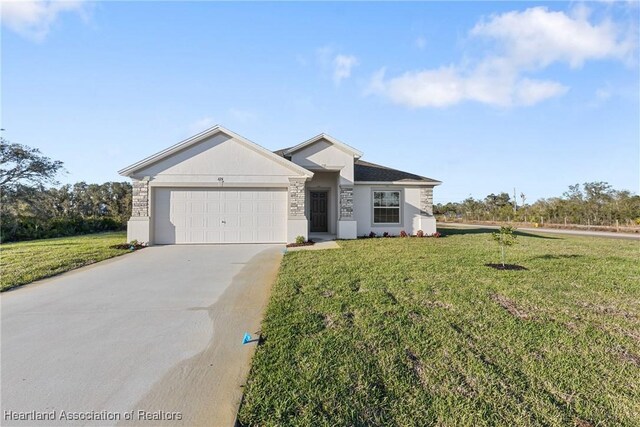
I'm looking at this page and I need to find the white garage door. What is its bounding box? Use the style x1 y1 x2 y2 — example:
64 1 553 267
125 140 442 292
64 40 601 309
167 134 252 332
154 188 287 244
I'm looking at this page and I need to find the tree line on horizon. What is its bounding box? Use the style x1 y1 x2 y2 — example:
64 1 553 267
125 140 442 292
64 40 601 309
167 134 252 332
1 181 132 242
1 137 132 242
435 182 640 227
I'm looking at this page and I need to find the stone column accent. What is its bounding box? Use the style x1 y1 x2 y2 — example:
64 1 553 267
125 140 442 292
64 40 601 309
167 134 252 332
288 178 306 218
132 180 149 217
419 187 433 215
339 186 354 220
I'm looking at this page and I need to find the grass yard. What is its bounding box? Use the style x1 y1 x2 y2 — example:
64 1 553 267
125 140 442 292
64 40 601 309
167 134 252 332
238 227 640 426
1 232 130 291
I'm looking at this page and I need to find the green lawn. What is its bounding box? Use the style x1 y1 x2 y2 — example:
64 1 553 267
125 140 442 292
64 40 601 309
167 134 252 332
238 227 640 426
1 232 130 291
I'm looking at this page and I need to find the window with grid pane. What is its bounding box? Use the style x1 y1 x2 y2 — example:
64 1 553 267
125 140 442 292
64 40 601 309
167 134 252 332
373 191 400 224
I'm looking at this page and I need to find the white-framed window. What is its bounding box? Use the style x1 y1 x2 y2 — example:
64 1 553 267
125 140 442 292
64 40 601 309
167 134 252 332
373 190 401 224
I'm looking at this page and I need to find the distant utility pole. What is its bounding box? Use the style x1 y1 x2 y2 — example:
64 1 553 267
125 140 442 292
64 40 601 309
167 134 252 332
513 188 517 212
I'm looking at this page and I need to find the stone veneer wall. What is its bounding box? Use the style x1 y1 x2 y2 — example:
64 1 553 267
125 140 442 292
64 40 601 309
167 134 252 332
288 178 306 217
339 186 354 220
132 180 149 217
419 187 434 216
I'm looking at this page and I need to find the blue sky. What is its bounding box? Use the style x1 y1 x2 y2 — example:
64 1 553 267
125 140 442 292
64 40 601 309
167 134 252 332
2 1 638 203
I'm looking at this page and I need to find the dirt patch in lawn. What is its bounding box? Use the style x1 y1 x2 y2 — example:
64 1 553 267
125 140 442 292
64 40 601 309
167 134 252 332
578 301 637 320
322 289 334 298
424 300 453 310
406 348 429 389
485 263 528 271
491 294 533 320
611 346 640 367
323 314 336 329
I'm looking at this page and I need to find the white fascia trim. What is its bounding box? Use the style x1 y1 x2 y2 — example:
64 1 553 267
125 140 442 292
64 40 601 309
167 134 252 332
149 182 290 188
354 181 442 186
284 133 364 158
118 125 314 178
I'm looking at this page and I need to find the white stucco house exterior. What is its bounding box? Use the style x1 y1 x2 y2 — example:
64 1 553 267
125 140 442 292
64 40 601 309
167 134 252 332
118 126 441 244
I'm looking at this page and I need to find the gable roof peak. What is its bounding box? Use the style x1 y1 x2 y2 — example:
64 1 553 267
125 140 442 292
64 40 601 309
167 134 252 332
284 133 363 158
118 124 313 178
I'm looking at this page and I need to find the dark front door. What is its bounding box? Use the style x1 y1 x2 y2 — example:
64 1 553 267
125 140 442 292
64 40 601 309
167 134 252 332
310 191 328 232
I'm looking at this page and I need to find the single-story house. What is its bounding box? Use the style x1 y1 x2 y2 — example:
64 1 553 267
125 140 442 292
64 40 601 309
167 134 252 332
118 126 441 244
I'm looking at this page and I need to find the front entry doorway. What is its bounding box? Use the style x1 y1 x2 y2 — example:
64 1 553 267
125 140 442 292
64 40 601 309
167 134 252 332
310 191 328 232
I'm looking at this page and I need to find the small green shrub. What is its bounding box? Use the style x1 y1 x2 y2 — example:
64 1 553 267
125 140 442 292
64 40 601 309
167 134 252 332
295 235 305 245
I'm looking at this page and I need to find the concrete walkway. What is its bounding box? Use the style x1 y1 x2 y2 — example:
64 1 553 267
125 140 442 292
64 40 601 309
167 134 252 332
440 223 640 240
1 245 282 426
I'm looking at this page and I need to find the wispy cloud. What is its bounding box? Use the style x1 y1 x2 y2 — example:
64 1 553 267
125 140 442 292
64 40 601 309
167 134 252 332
186 109 256 135
368 6 635 108
333 54 359 85
414 36 427 50
0 0 90 42
187 117 217 135
595 85 612 101
316 46 359 85
228 108 256 123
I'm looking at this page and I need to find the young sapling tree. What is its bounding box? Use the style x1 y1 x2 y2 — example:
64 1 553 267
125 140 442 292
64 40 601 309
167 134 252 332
491 226 517 267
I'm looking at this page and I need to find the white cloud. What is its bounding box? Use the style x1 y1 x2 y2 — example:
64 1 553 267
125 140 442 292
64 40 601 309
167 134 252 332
513 79 569 106
333 54 359 84
1 0 89 41
595 84 613 101
369 66 568 108
315 46 359 85
368 6 635 108
470 6 635 69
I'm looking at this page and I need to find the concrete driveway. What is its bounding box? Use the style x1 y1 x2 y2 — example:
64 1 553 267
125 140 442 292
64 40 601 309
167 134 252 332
1 244 283 426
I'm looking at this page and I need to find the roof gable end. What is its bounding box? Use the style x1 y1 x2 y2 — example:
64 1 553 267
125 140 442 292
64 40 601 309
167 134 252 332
284 133 363 158
118 125 313 177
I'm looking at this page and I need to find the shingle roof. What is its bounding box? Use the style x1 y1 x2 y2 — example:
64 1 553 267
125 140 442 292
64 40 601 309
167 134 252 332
354 159 440 183
273 148 288 158
273 148 440 183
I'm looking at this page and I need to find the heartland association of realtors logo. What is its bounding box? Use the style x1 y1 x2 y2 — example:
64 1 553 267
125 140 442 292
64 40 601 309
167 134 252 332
3 409 183 422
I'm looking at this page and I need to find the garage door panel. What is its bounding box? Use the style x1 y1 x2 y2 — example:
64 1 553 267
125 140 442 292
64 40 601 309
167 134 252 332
224 202 240 214
238 215 254 228
242 200 256 211
205 229 221 242
154 188 286 244
190 201 206 214
205 202 220 213
189 215 206 228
